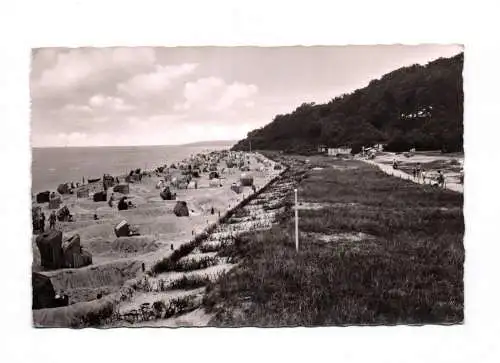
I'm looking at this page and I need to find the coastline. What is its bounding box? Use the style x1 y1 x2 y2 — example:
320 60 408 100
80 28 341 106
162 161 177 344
32 149 283 327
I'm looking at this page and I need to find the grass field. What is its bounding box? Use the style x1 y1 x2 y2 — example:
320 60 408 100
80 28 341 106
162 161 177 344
203 155 464 326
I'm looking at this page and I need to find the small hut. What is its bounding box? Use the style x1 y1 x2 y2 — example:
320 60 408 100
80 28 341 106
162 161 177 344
115 220 131 238
240 173 254 186
76 187 89 198
57 205 73 222
173 201 189 217
32 272 62 310
117 197 129 211
57 183 70 195
36 191 51 204
62 234 92 268
93 191 107 202
113 183 130 194
160 187 175 201
49 196 63 210
36 230 64 270
230 183 243 194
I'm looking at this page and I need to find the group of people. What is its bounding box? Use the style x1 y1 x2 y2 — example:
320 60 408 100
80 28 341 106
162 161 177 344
36 210 58 233
109 193 136 210
411 163 425 182
411 163 446 187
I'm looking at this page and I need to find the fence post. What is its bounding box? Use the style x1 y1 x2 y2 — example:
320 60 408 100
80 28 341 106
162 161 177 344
295 189 299 252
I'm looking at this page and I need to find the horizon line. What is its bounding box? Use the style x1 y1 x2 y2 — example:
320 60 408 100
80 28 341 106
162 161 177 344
31 140 239 149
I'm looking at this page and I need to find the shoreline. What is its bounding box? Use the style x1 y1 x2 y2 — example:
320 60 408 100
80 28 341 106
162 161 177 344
31 144 232 195
32 150 283 327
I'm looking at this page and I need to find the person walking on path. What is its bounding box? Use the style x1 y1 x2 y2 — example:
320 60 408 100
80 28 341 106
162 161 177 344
416 163 422 182
392 158 398 170
49 211 57 229
437 170 445 188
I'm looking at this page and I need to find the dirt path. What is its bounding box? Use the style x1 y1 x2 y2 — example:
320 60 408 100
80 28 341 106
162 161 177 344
362 159 463 193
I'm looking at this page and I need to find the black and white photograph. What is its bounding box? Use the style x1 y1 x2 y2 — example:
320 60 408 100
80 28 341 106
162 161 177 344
30 45 464 328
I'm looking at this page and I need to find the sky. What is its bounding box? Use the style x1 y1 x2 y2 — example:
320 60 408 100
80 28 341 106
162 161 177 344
30 45 463 147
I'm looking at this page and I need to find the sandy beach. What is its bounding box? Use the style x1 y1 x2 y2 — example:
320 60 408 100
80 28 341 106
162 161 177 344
32 150 283 326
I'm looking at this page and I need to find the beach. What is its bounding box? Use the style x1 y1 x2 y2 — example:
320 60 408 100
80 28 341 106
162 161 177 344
32 148 283 327
32 144 233 193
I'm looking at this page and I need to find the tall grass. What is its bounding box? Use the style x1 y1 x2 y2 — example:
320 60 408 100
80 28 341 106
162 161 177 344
128 295 201 321
173 256 219 272
151 230 211 275
203 157 464 326
169 275 211 290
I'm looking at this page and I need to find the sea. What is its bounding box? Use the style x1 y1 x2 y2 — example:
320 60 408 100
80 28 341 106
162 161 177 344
31 143 234 193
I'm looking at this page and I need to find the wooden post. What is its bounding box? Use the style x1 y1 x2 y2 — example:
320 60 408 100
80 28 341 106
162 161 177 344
295 189 299 252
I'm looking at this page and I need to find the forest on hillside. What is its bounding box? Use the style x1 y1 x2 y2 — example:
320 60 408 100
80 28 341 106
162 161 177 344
232 53 463 153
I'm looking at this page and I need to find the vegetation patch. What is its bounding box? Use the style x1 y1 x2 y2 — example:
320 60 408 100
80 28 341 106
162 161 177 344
203 157 463 326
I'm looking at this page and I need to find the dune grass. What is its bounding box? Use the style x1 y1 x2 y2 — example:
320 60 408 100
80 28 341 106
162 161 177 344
169 275 211 290
203 156 464 326
151 230 212 275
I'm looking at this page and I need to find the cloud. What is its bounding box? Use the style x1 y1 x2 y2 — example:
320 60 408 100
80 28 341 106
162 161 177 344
61 104 93 113
31 48 157 97
89 94 135 111
117 63 198 99
176 77 258 112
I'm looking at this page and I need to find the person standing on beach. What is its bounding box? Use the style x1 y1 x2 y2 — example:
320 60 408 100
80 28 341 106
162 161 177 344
108 193 115 208
49 211 57 229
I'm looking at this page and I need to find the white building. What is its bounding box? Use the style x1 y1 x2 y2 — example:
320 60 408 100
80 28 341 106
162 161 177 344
327 146 352 156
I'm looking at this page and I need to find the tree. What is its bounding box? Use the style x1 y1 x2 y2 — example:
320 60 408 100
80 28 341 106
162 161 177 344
231 53 463 154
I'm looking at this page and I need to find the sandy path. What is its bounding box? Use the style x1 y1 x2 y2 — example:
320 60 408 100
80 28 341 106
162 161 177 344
362 159 463 193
